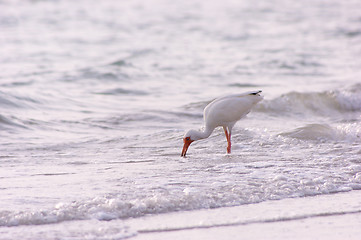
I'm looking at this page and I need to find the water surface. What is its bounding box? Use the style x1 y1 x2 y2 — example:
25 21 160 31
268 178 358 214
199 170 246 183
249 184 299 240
0 0 360 239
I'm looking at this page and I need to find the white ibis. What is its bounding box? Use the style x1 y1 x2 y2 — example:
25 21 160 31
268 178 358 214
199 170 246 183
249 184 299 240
181 90 263 157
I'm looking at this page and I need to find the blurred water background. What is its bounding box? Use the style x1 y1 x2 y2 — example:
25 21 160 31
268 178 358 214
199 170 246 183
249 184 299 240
0 0 361 239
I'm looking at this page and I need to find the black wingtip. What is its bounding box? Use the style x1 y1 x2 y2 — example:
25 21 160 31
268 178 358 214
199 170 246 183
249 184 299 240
250 90 262 95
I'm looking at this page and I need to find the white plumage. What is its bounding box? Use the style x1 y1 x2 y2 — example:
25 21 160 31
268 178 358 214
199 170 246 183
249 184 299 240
181 90 263 157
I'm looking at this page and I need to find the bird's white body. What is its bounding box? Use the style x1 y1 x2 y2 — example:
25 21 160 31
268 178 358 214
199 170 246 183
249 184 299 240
181 91 263 156
204 92 261 131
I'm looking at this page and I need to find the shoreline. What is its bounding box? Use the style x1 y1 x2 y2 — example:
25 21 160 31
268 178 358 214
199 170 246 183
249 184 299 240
128 190 361 240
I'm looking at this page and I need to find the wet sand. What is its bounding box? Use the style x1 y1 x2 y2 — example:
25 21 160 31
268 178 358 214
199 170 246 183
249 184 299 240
128 190 361 240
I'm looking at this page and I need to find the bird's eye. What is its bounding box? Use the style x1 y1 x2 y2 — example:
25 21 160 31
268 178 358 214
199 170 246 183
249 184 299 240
185 137 190 141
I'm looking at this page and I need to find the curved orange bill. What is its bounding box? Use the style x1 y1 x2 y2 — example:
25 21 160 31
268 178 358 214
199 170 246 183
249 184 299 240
181 139 193 157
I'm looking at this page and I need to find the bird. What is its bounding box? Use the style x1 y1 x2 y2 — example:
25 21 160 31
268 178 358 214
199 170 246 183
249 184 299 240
181 90 263 157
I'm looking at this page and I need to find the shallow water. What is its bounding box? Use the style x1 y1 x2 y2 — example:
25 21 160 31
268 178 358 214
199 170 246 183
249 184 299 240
1 0 361 239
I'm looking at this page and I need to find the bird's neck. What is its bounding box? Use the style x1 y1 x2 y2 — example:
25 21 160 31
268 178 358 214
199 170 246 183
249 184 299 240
194 126 214 140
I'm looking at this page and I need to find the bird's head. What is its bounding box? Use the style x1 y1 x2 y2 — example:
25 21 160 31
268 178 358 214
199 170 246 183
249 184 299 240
181 130 199 157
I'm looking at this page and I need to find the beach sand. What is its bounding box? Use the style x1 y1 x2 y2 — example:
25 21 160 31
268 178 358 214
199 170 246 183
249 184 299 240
128 190 361 240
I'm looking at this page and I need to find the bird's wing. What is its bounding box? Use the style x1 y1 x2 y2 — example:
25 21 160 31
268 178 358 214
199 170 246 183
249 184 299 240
203 91 262 128
204 91 262 115
207 91 262 105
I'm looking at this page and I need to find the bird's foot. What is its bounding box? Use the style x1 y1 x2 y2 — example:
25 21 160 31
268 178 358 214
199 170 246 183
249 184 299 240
227 146 231 154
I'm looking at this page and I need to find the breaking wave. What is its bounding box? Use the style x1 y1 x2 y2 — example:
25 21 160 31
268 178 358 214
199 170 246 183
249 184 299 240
279 123 361 141
2 171 361 228
256 84 361 116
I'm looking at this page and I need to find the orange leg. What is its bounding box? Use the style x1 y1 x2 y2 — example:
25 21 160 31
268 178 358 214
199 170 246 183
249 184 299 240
223 127 231 154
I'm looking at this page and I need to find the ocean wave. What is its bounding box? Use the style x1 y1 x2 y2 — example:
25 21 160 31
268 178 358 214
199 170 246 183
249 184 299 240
93 87 148 96
279 123 361 141
256 84 361 116
0 91 40 109
0 91 22 109
0 114 28 130
2 175 361 227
